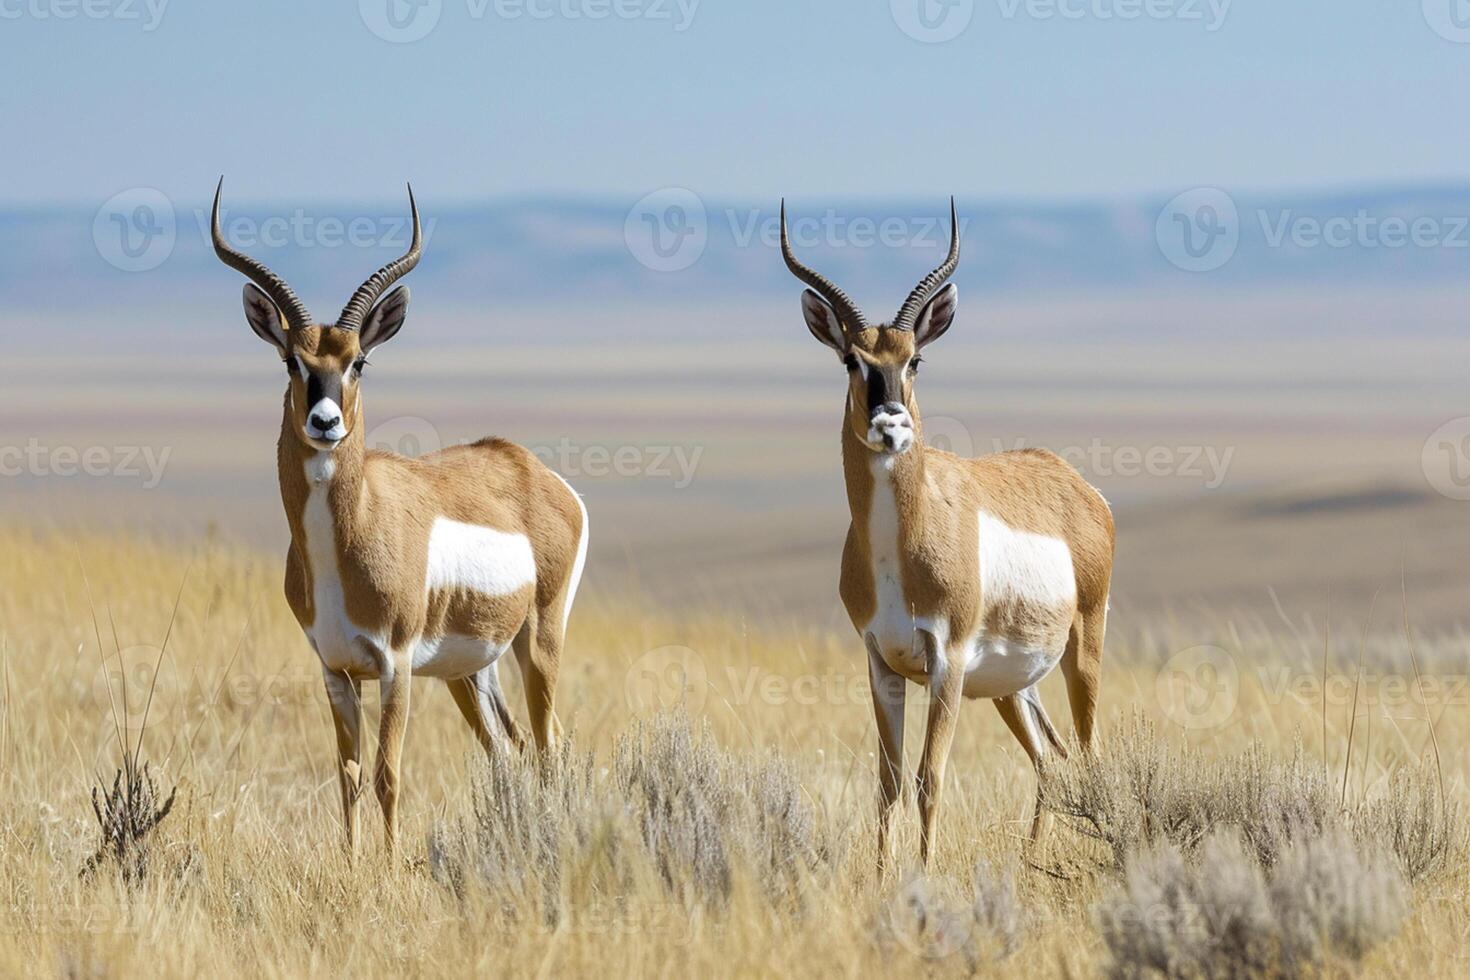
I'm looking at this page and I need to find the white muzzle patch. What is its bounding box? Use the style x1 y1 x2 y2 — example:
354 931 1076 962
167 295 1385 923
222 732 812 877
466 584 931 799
305 397 347 445
868 404 914 455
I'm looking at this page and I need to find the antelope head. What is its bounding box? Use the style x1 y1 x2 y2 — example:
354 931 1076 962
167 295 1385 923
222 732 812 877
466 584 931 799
212 178 422 452
782 199 959 457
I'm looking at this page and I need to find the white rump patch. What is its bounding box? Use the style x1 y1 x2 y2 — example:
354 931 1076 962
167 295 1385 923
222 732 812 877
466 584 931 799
426 517 537 597
547 470 589 633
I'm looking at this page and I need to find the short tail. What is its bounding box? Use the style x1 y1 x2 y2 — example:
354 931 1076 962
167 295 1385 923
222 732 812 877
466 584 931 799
1023 689 1069 760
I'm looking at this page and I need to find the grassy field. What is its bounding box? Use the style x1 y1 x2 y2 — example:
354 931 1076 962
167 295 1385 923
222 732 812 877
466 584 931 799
0 526 1465 977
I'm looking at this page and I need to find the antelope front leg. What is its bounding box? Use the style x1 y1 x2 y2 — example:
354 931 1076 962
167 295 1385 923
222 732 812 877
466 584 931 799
322 668 364 855
916 631 964 867
374 656 413 852
865 634 906 879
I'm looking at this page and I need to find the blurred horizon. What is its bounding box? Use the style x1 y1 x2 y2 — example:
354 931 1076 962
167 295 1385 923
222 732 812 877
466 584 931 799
9 180 1470 322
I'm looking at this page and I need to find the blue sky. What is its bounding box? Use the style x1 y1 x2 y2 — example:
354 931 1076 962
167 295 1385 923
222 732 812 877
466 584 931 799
2 0 1467 206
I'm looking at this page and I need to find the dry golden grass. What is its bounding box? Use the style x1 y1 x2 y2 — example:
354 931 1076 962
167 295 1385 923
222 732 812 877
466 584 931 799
0 525 1466 977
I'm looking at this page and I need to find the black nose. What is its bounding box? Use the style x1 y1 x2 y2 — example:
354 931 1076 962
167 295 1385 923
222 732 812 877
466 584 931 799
310 412 340 432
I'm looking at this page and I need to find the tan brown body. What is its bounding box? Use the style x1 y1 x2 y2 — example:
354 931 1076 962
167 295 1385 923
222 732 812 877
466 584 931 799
839 430 1113 684
277 366 586 854
212 180 587 854
782 201 1115 871
278 393 584 676
838 400 1114 868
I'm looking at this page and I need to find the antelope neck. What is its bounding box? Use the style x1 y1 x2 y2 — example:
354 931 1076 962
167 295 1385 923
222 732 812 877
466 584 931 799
277 390 368 549
842 413 928 543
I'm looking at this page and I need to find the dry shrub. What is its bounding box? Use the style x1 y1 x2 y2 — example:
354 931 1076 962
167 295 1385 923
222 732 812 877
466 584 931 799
428 714 834 928
1098 828 1408 978
875 861 1024 968
1042 714 1457 881
80 755 177 886
1356 763 1461 884
614 716 825 906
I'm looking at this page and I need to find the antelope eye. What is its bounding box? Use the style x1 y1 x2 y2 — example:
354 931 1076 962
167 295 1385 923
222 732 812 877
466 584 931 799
352 357 367 375
909 357 922 374
843 355 858 372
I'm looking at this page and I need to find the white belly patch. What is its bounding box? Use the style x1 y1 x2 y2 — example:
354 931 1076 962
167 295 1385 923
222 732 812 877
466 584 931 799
412 631 514 678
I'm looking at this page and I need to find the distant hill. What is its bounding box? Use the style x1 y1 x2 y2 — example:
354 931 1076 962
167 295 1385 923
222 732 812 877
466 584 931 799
4 185 1469 316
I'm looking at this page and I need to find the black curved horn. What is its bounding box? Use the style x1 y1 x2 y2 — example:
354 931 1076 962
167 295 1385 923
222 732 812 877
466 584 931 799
211 177 315 330
336 183 423 331
780 199 868 332
892 197 960 332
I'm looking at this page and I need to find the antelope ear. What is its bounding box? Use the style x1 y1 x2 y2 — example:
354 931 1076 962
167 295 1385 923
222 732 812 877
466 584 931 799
242 284 288 352
359 285 410 353
914 283 957 349
801 289 846 353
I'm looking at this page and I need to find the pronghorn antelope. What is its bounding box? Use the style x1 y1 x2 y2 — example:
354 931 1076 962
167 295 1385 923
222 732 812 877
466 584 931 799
212 179 588 852
781 200 1114 869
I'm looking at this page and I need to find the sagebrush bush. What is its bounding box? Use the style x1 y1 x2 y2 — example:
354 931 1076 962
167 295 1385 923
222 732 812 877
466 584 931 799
875 861 1024 968
1042 714 1456 880
1270 830 1410 967
428 714 834 926
1355 763 1460 884
1098 828 1408 979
